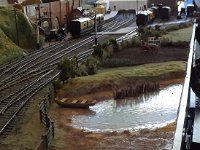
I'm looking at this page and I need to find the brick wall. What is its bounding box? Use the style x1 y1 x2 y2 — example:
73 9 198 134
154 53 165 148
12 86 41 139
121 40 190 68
147 0 178 16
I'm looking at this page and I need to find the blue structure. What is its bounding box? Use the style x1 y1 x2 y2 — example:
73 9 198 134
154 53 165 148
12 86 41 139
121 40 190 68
184 0 193 7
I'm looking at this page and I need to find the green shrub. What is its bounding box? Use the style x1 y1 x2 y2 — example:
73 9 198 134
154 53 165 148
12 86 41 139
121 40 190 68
85 57 97 75
92 44 103 60
138 27 162 41
78 64 88 76
109 39 119 52
161 37 189 47
131 38 141 47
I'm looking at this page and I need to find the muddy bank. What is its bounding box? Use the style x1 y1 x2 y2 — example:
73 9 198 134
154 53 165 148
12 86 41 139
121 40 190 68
49 78 183 150
49 105 176 150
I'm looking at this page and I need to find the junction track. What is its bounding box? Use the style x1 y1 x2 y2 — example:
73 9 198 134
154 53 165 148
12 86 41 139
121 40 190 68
0 11 136 138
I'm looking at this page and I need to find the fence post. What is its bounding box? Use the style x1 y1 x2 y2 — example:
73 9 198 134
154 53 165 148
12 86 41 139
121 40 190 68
45 114 49 128
39 109 42 123
44 134 48 150
41 134 48 150
52 122 55 138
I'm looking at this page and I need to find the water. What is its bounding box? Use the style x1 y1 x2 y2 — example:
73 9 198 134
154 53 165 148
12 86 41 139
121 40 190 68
71 84 182 132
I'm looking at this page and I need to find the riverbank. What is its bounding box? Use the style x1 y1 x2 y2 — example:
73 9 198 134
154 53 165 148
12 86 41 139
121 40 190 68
49 59 186 150
49 77 184 150
56 61 186 99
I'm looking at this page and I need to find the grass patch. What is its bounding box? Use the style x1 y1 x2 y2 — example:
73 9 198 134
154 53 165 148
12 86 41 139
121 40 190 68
0 6 36 50
0 30 24 65
162 26 193 42
57 61 186 97
101 58 132 67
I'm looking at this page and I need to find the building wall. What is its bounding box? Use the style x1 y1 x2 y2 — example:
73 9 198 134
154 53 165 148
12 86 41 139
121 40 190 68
26 0 81 31
147 0 178 16
109 0 147 11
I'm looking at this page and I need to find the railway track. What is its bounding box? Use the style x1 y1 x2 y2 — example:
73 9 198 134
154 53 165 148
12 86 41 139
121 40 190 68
0 11 136 138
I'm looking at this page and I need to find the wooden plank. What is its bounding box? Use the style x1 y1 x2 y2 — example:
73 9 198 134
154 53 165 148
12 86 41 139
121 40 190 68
81 100 87 104
60 98 67 102
71 99 78 103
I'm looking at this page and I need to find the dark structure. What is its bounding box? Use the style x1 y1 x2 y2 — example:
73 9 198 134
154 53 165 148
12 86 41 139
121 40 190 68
147 0 178 16
160 6 171 19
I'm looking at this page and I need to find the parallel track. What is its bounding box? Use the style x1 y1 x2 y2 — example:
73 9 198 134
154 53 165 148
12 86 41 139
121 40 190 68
0 12 136 138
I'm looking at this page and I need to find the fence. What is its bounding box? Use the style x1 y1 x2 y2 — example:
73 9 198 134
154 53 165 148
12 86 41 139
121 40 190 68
35 87 55 150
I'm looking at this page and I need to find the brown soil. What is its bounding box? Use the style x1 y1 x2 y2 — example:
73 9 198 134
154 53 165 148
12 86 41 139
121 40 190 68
49 101 176 150
48 46 188 150
113 46 188 65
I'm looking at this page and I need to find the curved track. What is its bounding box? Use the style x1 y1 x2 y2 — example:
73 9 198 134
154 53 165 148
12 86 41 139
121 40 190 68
0 11 136 138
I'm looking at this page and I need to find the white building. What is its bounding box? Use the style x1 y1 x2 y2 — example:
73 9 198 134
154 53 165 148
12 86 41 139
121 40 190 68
109 0 147 11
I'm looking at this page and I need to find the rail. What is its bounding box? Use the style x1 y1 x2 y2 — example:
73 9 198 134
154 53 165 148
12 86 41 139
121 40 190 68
172 23 198 149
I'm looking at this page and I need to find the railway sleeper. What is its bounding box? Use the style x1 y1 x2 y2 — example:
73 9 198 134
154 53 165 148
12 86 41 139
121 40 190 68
7 124 16 127
1 131 10 135
0 135 7 138
4 127 14 131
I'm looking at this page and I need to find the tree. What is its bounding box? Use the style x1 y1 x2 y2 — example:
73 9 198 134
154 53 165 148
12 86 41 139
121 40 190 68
57 57 72 84
92 44 103 59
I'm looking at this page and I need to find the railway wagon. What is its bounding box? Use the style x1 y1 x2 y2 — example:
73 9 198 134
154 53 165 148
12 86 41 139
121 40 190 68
151 6 159 18
136 9 155 26
69 14 104 37
187 4 194 17
160 6 171 19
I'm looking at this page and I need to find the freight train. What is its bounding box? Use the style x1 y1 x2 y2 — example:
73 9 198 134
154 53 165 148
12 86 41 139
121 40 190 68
69 14 104 37
136 10 155 26
136 5 171 26
187 4 195 17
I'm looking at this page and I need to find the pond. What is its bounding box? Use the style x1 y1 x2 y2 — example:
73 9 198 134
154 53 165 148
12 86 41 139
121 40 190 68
71 84 182 132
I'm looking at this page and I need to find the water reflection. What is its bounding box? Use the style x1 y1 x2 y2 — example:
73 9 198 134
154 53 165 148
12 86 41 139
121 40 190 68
71 84 182 132
114 91 160 108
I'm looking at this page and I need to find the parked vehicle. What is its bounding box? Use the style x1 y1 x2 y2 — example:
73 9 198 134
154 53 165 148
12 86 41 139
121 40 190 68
160 6 171 19
69 14 104 37
136 9 155 26
187 4 195 17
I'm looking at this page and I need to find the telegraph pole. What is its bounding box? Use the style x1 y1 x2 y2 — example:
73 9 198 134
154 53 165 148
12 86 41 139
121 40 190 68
35 4 40 49
137 0 138 14
13 8 19 46
94 12 97 45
